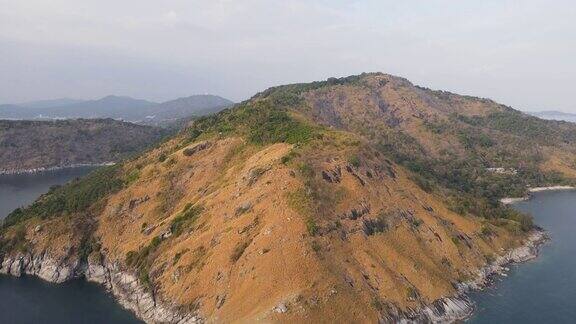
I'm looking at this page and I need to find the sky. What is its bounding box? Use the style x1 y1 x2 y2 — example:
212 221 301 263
0 0 575 111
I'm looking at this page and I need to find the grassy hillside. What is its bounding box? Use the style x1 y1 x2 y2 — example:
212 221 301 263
0 119 166 172
2 73 574 322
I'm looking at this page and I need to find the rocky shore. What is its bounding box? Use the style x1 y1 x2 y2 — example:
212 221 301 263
0 230 546 324
397 229 547 323
500 186 576 204
0 162 115 176
0 252 202 323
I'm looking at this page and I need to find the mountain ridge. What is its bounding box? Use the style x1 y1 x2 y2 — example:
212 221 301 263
0 94 233 124
17 98 86 109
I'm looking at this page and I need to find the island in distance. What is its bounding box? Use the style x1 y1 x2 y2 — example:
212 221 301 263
0 94 233 126
0 119 166 174
0 93 233 174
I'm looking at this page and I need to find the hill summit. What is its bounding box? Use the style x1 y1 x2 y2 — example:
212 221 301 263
1 73 572 322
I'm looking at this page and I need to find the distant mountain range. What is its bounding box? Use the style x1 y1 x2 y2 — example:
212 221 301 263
528 110 576 123
18 98 87 109
0 94 233 124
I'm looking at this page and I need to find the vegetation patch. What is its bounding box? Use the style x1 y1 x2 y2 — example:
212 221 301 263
281 150 299 165
247 167 267 186
2 165 123 229
170 204 204 236
480 224 496 237
306 218 319 236
0 225 28 255
348 155 361 168
125 235 164 291
286 188 314 218
173 248 190 265
184 100 317 147
125 169 141 184
230 240 252 263
184 246 207 272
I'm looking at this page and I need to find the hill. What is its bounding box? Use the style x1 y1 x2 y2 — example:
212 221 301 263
0 119 166 174
18 98 86 109
1 73 572 323
142 95 234 125
0 95 233 124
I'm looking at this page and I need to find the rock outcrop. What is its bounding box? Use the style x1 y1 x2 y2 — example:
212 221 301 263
0 252 202 323
0 230 546 324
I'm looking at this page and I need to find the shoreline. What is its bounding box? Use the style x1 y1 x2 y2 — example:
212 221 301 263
0 229 547 324
0 254 201 323
500 185 576 205
0 162 115 176
403 229 548 323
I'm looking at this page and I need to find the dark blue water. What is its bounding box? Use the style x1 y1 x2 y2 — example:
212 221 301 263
0 167 96 220
0 275 141 324
469 190 576 323
0 168 142 324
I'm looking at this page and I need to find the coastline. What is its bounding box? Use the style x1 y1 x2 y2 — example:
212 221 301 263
0 253 201 323
500 185 576 205
403 229 548 323
0 229 547 324
0 162 115 176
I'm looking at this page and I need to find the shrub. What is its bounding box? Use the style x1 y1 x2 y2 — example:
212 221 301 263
480 225 495 237
410 218 423 228
165 157 177 167
348 155 361 168
509 212 534 232
372 298 384 311
311 241 321 252
306 218 319 236
409 174 434 193
406 286 418 299
230 240 251 262
125 169 140 184
173 248 189 265
170 204 204 236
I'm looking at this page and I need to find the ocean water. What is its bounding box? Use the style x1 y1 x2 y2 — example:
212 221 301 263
0 167 96 220
0 168 142 323
469 190 576 323
0 275 141 324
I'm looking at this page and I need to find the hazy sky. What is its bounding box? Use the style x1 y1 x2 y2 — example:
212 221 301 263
1 1 575 111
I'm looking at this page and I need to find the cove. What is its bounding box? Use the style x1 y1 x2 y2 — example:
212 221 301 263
0 167 97 220
0 168 142 323
469 190 576 323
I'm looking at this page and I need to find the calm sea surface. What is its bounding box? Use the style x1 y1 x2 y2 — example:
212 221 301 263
469 190 576 323
0 167 96 220
0 168 141 323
